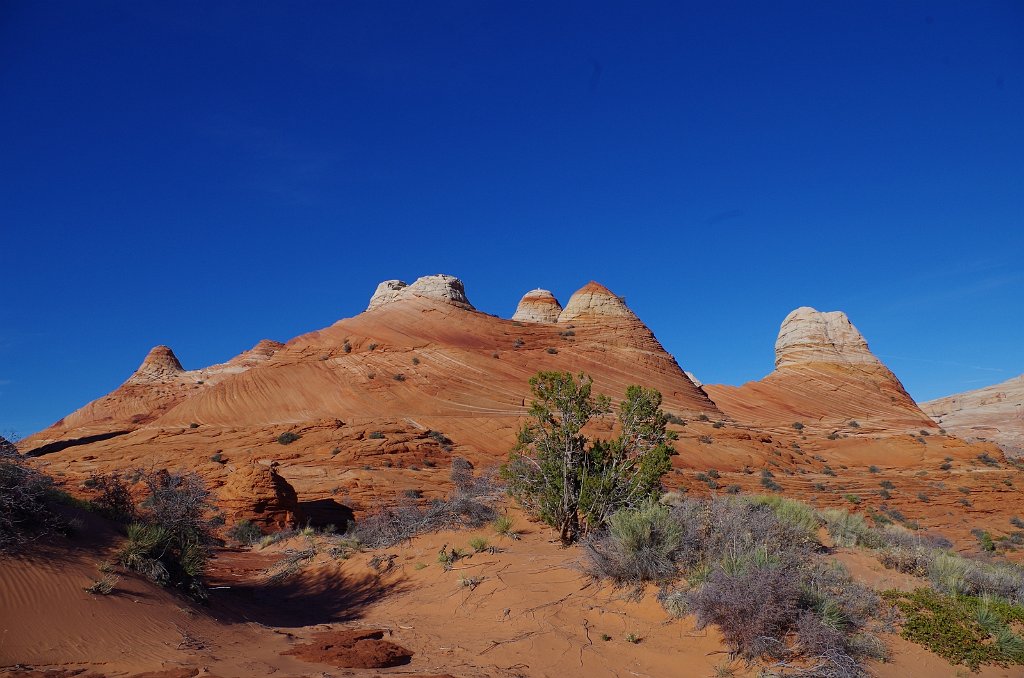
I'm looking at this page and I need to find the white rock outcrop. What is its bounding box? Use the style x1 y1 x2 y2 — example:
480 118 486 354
512 289 562 323
366 274 474 311
774 307 879 369
367 280 409 311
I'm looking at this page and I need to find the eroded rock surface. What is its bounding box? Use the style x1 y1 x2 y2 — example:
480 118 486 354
512 289 561 323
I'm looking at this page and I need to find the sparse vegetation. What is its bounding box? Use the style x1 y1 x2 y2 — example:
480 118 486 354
356 458 499 548
227 519 263 546
883 588 1024 669
977 452 1000 468
792 422 805 431
84 573 119 595
368 431 385 439
0 436 62 550
277 431 300 445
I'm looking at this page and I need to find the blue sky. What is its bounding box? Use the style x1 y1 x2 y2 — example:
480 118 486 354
1 1 1022 437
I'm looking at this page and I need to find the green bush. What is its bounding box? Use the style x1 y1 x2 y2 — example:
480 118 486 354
503 372 674 544
277 431 300 445
227 519 263 545
883 588 1024 669
585 501 682 584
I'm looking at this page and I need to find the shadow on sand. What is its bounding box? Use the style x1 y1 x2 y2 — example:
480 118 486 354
208 568 408 628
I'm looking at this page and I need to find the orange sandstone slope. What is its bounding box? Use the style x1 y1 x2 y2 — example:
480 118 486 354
923 373 1024 456
704 306 936 434
23 275 718 458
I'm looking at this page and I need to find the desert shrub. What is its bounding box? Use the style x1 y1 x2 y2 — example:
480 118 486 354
86 471 136 521
503 372 674 544
356 459 498 548
115 469 215 600
392 373 406 381
585 501 682 585
725 484 741 494
751 495 819 540
879 480 895 489
819 509 885 548
545 347 558 354
688 557 803 658
427 429 454 450
868 465 879 473
883 588 1024 669
84 573 119 595
792 422 805 431
0 438 60 550
492 515 516 537
227 519 263 545
822 466 837 477
368 431 385 439
973 529 996 553
844 493 862 505
367 342 378 351
403 488 423 499
277 431 300 445
977 452 1000 468
468 536 489 552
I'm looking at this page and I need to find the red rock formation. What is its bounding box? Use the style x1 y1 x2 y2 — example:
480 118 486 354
705 307 936 433
218 461 301 532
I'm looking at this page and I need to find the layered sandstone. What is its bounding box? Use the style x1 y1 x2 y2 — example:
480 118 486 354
923 374 1024 456
705 307 936 432
512 289 561 323
219 461 302 532
126 345 185 384
557 281 635 323
21 275 720 492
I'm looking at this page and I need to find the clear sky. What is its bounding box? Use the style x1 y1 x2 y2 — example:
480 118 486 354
1 1 1022 437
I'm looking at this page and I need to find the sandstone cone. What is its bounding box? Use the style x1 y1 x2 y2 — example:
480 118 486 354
512 289 561 323
557 281 635 323
127 345 185 384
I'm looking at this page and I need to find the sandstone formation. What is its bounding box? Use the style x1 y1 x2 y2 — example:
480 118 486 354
366 274 474 311
367 280 408 311
775 307 878 369
126 345 185 384
923 374 1024 456
511 289 562 323
219 461 302 532
557 281 635 323
705 306 936 432
20 274 721 505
